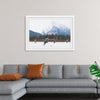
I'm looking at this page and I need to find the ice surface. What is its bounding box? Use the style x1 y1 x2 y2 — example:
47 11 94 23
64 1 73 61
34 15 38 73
26 42 73 50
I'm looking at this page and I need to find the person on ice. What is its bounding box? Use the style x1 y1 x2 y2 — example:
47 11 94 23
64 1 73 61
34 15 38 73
44 38 48 45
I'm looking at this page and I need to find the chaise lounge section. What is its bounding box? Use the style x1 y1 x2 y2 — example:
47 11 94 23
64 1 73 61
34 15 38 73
0 79 30 100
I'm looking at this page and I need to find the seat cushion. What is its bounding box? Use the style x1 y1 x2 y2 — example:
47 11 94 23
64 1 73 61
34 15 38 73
0 88 26 100
27 88 96 94
0 78 30 94
26 79 96 88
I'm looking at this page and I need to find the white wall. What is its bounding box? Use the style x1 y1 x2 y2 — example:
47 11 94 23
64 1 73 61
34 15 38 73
0 0 100 73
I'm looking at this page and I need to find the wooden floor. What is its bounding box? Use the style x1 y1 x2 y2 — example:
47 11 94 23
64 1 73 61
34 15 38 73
19 94 98 100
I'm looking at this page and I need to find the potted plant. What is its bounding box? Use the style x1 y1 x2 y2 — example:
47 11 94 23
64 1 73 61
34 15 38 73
89 61 100 83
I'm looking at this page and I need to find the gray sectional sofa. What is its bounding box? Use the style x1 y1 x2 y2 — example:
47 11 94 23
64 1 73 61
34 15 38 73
0 64 98 100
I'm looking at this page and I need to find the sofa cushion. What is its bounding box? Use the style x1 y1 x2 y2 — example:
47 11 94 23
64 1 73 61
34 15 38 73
63 65 92 79
18 64 28 78
63 65 78 78
78 65 92 79
27 88 96 94
44 65 62 79
26 79 96 88
98 88 100 94
3 65 18 74
0 78 30 94
0 88 26 100
43 65 48 78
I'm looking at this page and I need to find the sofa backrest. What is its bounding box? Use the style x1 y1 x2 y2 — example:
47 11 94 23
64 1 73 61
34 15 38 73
18 64 28 77
43 65 63 79
18 64 49 78
63 65 92 79
3 64 63 79
3 64 18 74
18 64 63 78
3 64 91 79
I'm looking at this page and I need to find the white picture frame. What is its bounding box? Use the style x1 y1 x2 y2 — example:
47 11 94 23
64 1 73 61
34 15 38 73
26 16 75 51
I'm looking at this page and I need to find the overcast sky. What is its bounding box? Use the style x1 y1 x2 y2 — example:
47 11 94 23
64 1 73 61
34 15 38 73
28 17 73 34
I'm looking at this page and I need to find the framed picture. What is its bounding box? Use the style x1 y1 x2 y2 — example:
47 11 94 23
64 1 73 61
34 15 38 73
26 16 75 51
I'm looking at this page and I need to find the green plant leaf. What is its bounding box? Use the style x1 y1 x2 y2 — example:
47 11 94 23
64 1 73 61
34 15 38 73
91 71 100 75
96 74 100 77
89 65 98 69
89 62 100 77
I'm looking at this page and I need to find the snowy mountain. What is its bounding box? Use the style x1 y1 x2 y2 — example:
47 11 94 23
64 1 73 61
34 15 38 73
43 26 70 36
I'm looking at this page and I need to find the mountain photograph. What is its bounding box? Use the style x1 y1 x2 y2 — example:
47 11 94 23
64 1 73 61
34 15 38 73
26 16 74 50
29 25 71 43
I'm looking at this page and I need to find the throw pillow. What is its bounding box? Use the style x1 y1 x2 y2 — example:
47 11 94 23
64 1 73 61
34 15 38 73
26 64 44 78
0 73 23 81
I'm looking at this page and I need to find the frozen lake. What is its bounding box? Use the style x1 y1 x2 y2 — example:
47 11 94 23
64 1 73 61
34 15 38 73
26 42 73 50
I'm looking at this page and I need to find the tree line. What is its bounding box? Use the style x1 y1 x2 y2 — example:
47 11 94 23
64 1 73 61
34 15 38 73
30 34 70 41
